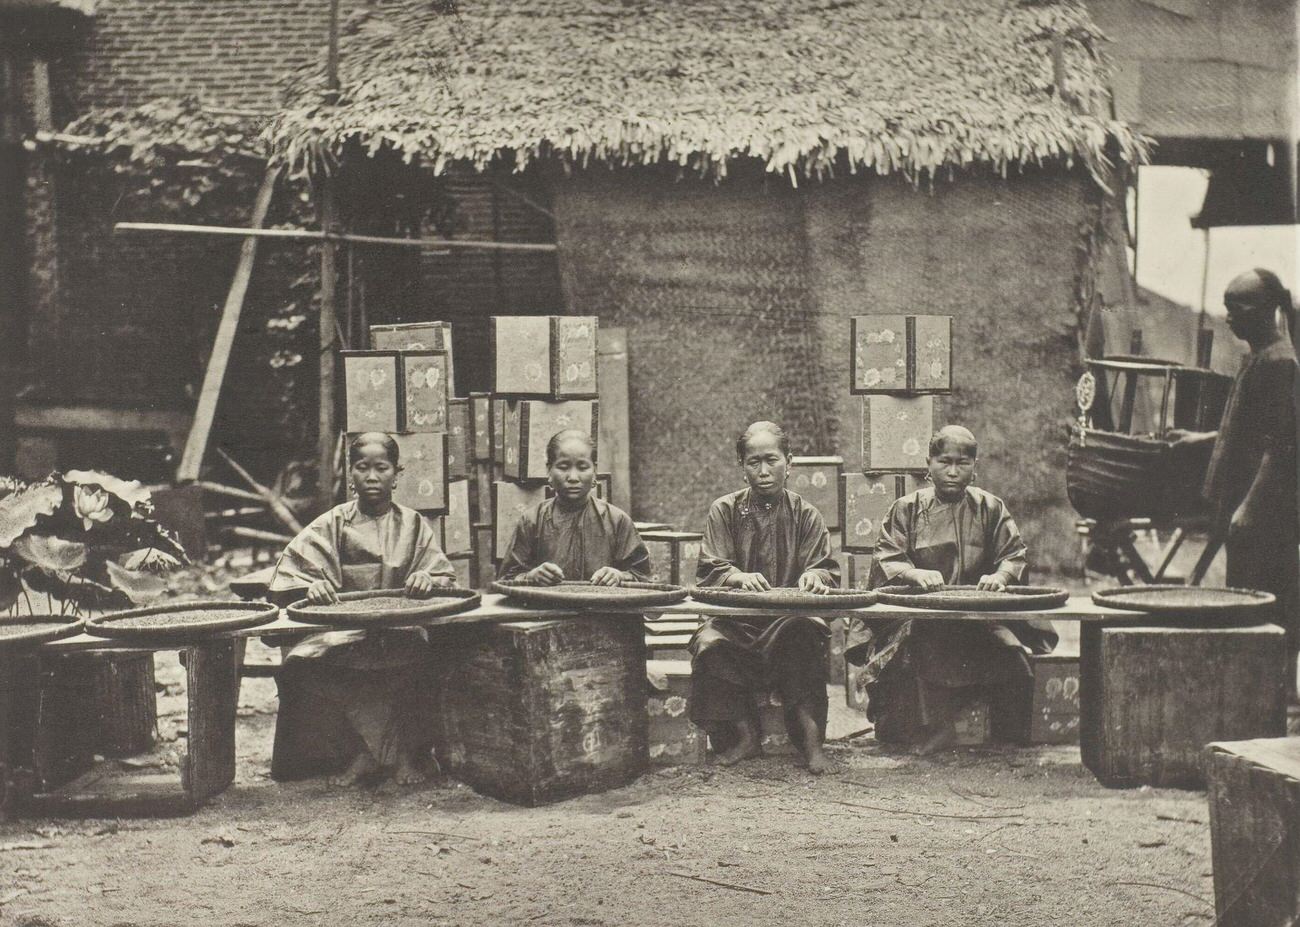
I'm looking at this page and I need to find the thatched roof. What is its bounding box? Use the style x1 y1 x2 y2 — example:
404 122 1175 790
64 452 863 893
266 0 1144 182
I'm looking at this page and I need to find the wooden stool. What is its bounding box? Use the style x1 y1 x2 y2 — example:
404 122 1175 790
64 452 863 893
1080 624 1287 788
1206 738 1300 927
436 615 648 805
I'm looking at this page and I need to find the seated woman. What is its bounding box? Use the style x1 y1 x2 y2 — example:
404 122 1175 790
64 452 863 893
499 429 651 586
268 432 455 787
850 425 1056 753
690 421 839 774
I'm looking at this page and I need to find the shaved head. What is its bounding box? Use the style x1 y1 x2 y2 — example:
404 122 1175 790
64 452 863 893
929 425 978 459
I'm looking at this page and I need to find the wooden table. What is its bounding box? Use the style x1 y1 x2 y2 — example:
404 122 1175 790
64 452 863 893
14 594 1276 810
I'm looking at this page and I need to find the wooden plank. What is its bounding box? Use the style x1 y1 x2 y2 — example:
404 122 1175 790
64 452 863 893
114 222 556 252
182 639 243 805
0 651 39 820
176 166 280 481
90 653 156 757
597 327 630 509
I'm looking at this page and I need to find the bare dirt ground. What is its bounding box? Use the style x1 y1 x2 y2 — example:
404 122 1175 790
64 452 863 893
1 646 1229 927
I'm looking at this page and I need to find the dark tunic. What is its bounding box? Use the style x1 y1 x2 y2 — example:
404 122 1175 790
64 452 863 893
267 502 454 778
1204 336 1299 648
847 486 1055 742
499 496 651 583
689 489 839 748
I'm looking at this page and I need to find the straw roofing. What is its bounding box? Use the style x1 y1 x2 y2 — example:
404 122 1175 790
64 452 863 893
266 0 1143 181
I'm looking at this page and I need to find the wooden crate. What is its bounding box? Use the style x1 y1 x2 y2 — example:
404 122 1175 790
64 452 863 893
473 523 494 587
439 479 472 555
646 660 707 766
447 397 470 480
840 551 876 590
1080 624 1287 788
370 321 454 389
436 616 648 805
398 351 449 432
851 315 953 394
645 634 692 663
641 530 703 586
492 398 507 467
472 461 494 524
826 618 847 686
1029 653 1080 745
491 480 547 561
341 351 400 433
503 399 599 482
789 456 843 529
840 472 920 553
860 396 937 471
448 554 473 589
491 315 599 399
1206 737 1300 927
470 392 492 461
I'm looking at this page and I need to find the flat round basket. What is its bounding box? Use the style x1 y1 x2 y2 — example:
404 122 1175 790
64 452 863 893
287 588 481 629
687 587 878 610
874 585 1069 611
86 600 279 642
491 580 688 609
0 615 84 649
1091 585 1275 616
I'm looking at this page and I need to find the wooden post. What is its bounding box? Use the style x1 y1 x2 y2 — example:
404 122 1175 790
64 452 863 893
596 327 630 510
317 177 340 513
0 50 23 473
182 639 243 805
176 166 280 482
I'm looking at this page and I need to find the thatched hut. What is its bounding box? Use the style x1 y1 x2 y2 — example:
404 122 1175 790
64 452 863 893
267 0 1143 572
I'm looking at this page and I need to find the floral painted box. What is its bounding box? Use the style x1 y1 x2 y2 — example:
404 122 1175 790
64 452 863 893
491 315 599 399
850 315 952 394
446 397 470 480
860 395 937 471
789 456 843 530
502 400 599 483
438 477 473 556
470 392 493 461
370 321 455 391
398 350 449 433
491 480 548 561
341 351 401 433
840 471 922 554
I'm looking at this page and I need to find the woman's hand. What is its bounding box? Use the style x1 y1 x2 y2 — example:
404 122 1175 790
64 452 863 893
976 573 1007 592
306 580 338 605
527 562 565 586
904 569 945 591
728 572 771 592
589 566 624 587
798 571 830 594
405 570 449 598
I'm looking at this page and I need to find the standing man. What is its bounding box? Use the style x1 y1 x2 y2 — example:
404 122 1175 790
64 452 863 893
1204 269 1299 701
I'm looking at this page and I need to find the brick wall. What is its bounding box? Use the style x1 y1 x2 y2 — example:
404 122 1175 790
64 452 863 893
555 165 1092 574
53 0 334 116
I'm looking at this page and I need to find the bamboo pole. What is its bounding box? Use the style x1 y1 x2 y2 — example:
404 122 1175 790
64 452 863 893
113 222 556 252
318 178 340 514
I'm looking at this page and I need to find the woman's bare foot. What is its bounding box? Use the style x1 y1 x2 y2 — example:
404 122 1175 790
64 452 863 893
715 720 761 766
794 706 830 774
328 751 379 787
392 754 427 786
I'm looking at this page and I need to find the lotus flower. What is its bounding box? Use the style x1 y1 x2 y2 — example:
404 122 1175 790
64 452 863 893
73 485 114 530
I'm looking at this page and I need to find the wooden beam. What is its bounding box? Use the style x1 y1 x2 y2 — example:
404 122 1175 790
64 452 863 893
214 447 302 534
317 177 339 514
113 221 556 252
176 166 280 482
